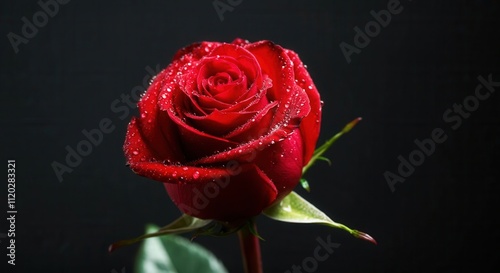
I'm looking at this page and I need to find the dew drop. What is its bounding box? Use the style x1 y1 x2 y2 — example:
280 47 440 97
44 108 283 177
141 113 146 118
193 171 200 179
162 94 167 99
132 151 139 155
182 166 188 171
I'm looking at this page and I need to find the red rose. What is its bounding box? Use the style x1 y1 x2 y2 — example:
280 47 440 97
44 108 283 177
124 38 322 222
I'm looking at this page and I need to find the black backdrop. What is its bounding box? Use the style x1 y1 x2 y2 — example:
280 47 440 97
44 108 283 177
1 0 499 272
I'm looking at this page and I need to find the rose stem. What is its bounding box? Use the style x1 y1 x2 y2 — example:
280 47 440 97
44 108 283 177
238 221 263 273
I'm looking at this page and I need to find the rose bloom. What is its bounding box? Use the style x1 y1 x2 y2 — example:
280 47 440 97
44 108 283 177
124 38 321 222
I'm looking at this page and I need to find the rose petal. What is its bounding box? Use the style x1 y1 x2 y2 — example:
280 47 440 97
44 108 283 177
124 117 184 164
223 101 278 142
164 163 278 221
127 161 278 221
286 49 322 164
245 41 311 132
191 120 294 165
126 67 185 164
160 85 238 159
254 129 304 201
184 109 256 136
172 41 222 63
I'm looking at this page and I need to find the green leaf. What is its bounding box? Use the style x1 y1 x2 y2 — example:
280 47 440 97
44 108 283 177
302 117 362 175
263 191 377 244
135 224 229 273
109 214 212 252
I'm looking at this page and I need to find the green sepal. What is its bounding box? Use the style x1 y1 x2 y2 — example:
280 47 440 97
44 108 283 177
263 191 376 244
108 214 212 252
300 178 311 192
302 117 362 175
316 156 332 165
245 219 265 241
191 221 244 239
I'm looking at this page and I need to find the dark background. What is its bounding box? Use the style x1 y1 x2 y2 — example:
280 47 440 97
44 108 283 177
1 0 499 272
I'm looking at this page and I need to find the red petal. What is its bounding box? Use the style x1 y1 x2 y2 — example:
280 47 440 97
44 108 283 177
184 109 255 136
286 49 322 164
160 87 238 159
124 65 185 164
172 41 222 62
129 162 278 221
246 41 311 134
254 129 304 201
223 101 278 142
191 120 294 165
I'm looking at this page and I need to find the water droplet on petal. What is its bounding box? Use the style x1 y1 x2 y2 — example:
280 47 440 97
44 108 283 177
193 171 200 179
182 166 188 171
132 151 139 155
